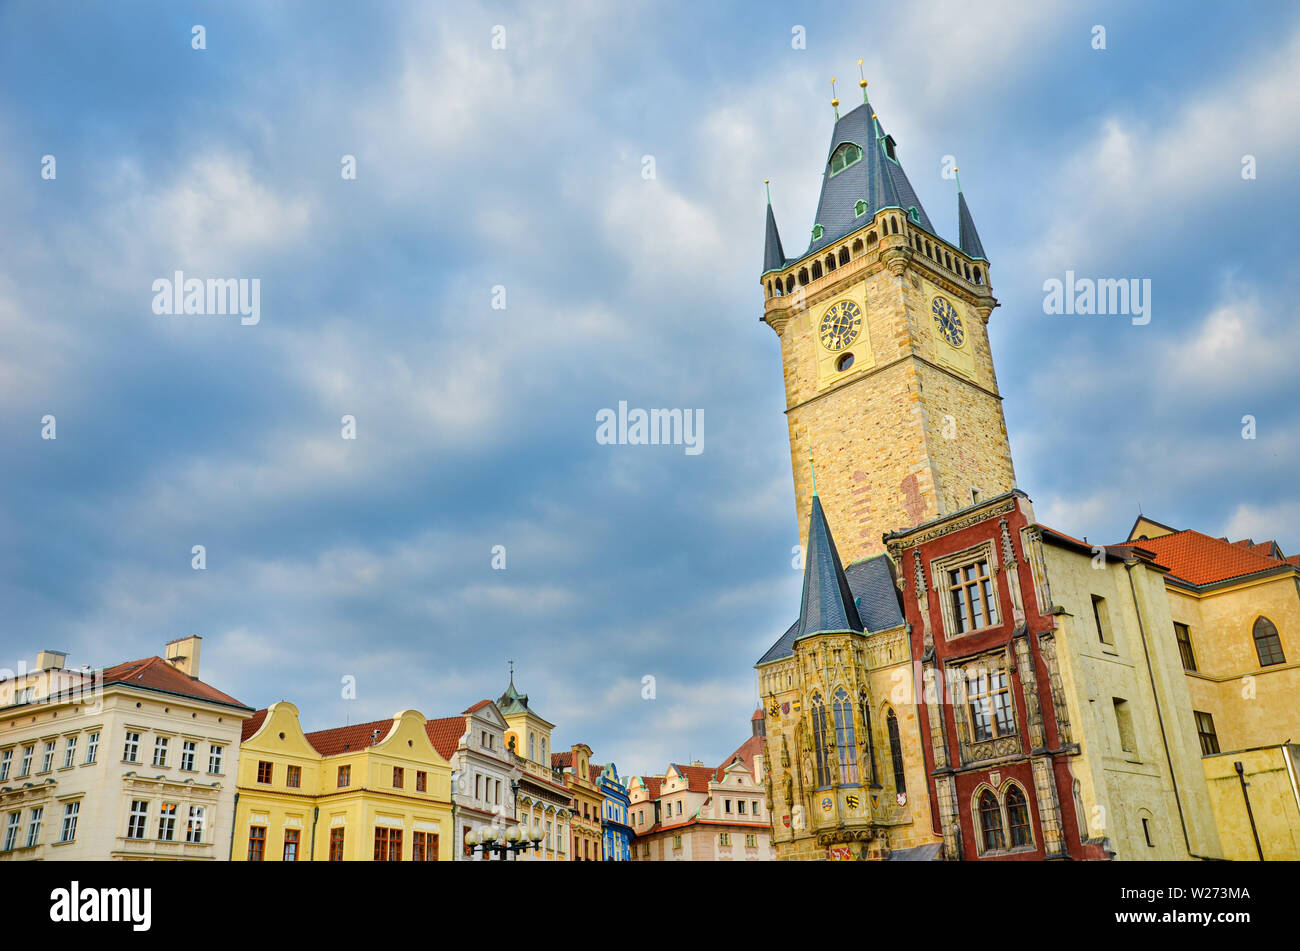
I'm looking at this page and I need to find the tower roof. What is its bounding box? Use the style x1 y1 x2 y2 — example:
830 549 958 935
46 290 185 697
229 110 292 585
804 101 934 259
792 494 864 639
957 188 987 261
497 675 530 716
762 200 786 274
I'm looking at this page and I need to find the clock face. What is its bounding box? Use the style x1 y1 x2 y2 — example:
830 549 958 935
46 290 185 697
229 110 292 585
818 300 862 352
931 296 964 347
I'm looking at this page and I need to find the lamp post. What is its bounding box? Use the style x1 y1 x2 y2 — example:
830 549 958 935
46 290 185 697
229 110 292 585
464 821 544 860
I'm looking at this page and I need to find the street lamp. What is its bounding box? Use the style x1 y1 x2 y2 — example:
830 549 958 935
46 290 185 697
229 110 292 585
464 820 544 860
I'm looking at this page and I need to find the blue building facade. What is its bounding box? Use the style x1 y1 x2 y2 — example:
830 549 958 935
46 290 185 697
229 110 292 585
596 763 633 861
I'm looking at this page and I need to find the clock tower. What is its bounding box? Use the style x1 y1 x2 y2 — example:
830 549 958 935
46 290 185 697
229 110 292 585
761 88 1016 561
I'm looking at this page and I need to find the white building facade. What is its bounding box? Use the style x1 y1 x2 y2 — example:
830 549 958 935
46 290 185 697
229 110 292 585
0 636 253 861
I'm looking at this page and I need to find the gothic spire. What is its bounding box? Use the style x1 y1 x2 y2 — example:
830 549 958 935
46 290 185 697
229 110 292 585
793 493 864 639
955 170 987 261
762 180 786 274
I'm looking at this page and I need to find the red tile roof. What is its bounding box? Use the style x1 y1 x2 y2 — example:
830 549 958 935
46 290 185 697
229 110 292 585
425 716 467 760
1112 529 1295 587
303 718 394 756
669 764 717 793
463 699 493 715
100 656 250 710
551 751 572 769
717 735 763 778
635 776 663 799
241 709 268 742
750 707 763 722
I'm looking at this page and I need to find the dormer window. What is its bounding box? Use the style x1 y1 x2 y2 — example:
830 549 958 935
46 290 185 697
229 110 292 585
854 199 868 217
828 142 862 177
908 206 920 224
811 223 824 241
883 135 897 161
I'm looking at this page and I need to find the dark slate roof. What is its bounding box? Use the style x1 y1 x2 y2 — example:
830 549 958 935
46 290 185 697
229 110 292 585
762 201 786 274
754 554 904 666
755 493 905 667
802 102 934 260
957 189 986 261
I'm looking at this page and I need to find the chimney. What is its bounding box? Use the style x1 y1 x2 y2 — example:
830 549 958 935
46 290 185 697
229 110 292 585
164 635 202 679
36 650 67 671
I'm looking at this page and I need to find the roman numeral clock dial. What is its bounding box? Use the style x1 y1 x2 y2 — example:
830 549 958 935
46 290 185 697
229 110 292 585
818 300 862 352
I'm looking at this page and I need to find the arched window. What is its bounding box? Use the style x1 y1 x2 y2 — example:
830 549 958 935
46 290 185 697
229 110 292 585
798 268 809 286
978 790 1004 852
865 231 876 246
832 688 857 784
859 693 877 785
1006 784 1032 847
825 254 836 272
811 223 825 241
851 238 864 254
811 261 822 280
886 708 906 794
854 199 868 217
890 216 898 234
786 275 796 295
838 247 850 266
1253 616 1286 666
528 734 535 762
810 693 831 787
829 142 862 176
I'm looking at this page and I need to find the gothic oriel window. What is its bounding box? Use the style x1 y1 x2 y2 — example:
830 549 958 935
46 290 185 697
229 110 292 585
829 142 862 176
978 790 1003 852
886 708 905 795
1252 616 1286 667
810 692 831 787
832 688 857 784
1006 785 1032 848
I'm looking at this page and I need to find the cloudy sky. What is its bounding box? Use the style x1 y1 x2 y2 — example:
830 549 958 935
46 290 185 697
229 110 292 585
2 1 1297 776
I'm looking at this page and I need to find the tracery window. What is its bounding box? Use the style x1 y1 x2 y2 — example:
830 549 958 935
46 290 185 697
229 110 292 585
886 708 906 795
832 688 858 784
810 692 832 787
978 790 1003 852
859 693 877 785
1006 784 1032 848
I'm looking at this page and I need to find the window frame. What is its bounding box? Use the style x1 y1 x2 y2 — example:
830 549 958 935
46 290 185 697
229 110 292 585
931 542 1002 639
1174 622 1197 671
1252 616 1286 667
828 142 863 178
1194 710 1220 755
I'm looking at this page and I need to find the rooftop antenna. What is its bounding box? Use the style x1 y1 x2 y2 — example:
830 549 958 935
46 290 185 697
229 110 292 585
857 59 868 103
830 77 840 120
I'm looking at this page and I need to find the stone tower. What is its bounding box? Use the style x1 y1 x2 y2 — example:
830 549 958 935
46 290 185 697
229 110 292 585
761 92 1016 561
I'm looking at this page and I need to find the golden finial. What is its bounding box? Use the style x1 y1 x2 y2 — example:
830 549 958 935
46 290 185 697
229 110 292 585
857 58 868 98
830 76 839 114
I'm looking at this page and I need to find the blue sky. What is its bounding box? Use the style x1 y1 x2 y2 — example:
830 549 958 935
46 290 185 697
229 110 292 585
2 1 1298 776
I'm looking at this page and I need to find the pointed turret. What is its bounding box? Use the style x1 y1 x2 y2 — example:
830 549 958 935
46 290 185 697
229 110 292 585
792 492 864 639
762 183 786 274
956 180 987 261
805 100 935 257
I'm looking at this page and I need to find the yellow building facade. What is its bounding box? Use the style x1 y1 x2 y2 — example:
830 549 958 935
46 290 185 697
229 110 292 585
233 702 453 861
1121 517 1300 860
